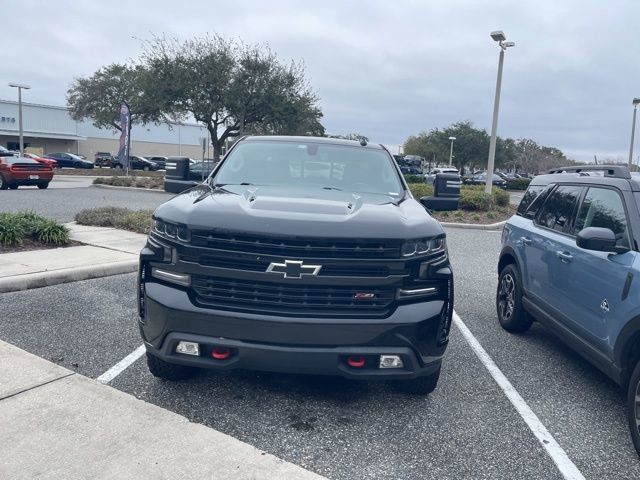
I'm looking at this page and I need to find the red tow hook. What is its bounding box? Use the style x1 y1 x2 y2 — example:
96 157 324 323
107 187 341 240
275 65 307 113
211 347 231 360
346 356 366 368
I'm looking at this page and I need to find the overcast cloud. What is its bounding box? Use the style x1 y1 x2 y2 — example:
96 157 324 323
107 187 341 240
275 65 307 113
1 0 638 161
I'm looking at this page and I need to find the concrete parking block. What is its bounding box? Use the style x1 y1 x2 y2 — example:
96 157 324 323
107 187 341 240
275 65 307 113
0 342 325 480
0 341 72 400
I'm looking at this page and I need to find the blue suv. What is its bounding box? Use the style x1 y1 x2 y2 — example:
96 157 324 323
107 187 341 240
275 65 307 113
498 165 640 455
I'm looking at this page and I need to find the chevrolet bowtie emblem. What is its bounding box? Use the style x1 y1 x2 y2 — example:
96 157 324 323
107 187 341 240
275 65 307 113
266 260 322 279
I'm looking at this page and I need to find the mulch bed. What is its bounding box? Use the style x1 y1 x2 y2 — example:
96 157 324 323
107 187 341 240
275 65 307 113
0 239 83 254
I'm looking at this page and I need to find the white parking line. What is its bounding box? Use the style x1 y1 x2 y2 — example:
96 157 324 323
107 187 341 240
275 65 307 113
96 344 146 384
453 312 586 480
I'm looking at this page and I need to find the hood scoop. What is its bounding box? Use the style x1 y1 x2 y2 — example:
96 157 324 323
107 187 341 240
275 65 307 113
247 195 360 215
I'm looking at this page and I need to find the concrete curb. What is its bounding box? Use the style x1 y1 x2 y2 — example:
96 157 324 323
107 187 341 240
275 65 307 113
440 220 506 230
91 184 166 192
0 259 138 294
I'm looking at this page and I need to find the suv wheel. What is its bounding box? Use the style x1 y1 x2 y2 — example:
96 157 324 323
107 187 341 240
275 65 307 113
627 360 640 456
496 264 533 333
393 367 440 395
0 174 6 190
146 352 197 381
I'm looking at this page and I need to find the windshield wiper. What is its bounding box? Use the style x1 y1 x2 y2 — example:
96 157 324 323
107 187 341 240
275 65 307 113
322 186 342 191
212 182 254 187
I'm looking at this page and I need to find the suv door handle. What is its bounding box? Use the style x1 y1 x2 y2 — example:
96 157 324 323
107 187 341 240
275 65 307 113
556 251 573 263
521 236 532 246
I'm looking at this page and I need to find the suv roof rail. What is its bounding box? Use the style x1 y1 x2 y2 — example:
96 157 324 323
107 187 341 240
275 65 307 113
547 165 631 179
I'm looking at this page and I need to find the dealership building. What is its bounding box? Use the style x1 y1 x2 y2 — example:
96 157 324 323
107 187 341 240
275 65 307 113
0 99 209 159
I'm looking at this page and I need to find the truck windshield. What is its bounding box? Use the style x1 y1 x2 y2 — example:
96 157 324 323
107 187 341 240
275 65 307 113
214 140 403 197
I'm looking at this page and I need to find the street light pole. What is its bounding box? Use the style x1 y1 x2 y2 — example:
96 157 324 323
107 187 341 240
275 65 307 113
448 136 456 167
8 82 31 156
629 98 640 168
485 32 514 194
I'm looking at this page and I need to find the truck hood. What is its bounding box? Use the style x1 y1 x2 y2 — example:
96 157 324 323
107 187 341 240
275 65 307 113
154 184 444 239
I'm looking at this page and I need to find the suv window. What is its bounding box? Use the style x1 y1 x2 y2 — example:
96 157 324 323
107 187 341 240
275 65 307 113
574 187 630 248
517 185 545 218
535 185 583 233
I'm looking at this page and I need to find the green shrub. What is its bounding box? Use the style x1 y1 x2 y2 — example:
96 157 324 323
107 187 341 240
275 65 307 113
506 178 531 190
459 191 493 211
404 174 424 184
486 211 497 220
408 183 434 199
0 211 68 247
472 214 481 222
440 211 450 218
75 207 153 234
13 210 46 235
93 176 163 189
454 210 465 218
0 215 26 246
493 188 509 207
34 220 70 245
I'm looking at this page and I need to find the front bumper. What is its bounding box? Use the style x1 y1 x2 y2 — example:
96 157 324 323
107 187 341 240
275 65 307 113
140 281 451 380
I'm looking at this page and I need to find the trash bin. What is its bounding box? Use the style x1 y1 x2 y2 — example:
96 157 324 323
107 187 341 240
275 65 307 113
165 157 190 180
164 157 194 193
420 173 461 211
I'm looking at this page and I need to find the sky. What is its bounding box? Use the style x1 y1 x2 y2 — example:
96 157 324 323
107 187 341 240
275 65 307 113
1 0 639 162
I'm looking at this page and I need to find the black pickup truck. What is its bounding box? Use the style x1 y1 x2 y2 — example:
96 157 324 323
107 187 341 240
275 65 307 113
138 136 453 394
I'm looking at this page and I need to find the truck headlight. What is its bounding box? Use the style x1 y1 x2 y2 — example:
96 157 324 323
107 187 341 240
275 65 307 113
401 237 446 257
153 218 190 242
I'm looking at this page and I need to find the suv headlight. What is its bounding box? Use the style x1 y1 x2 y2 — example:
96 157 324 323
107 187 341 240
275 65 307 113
401 237 447 257
153 218 190 242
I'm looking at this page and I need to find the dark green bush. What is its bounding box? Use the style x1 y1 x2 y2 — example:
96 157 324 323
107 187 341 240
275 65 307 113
493 188 510 207
506 178 531 190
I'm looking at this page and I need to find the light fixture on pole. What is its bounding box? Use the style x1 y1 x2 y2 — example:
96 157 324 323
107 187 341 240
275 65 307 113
629 97 640 168
485 31 515 194
448 136 456 166
8 82 31 157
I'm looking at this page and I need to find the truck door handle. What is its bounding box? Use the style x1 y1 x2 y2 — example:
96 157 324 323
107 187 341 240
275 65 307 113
521 237 532 246
556 251 573 263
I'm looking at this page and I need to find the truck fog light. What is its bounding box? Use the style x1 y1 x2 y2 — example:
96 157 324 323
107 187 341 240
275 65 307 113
176 341 200 356
379 355 404 369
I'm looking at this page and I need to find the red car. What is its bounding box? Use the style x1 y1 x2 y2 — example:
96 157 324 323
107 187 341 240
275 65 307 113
23 152 59 169
0 156 54 190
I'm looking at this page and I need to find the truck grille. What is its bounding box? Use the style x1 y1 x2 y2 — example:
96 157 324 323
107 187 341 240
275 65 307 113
190 231 401 259
191 276 395 316
181 254 391 277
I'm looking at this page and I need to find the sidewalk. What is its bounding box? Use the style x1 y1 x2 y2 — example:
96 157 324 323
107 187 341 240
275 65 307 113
0 340 324 479
0 223 145 293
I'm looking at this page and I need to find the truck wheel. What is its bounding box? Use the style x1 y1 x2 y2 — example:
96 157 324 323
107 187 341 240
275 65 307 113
146 352 196 381
496 264 533 333
627 359 640 456
394 367 440 395
38 182 49 189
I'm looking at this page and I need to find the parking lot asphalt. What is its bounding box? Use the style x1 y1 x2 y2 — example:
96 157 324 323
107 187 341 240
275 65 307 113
2 227 640 479
0 183 171 222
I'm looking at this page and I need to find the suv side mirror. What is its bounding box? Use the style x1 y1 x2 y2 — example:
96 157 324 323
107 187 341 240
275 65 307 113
576 227 617 252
